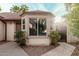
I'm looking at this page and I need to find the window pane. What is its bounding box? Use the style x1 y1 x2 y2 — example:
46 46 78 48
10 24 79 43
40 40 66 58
38 18 46 36
29 18 37 36
23 25 25 29
23 19 25 24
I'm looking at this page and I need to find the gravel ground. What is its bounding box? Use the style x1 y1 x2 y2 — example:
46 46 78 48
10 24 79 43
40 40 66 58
23 45 59 56
69 42 79 56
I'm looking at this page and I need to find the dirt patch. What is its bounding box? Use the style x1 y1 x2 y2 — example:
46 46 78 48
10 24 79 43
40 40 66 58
22 44 59 56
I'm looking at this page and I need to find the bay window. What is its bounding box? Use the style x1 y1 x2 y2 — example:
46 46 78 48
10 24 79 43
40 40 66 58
29 18 47 36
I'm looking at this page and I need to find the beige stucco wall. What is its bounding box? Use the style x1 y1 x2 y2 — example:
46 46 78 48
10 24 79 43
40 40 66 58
27 38 51 46
53 17 67 32
0 21 5 41
21 14 54 45
7 22 16 41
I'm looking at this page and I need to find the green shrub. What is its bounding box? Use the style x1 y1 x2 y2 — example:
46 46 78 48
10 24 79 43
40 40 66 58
14 31 28 46
48 31 61 45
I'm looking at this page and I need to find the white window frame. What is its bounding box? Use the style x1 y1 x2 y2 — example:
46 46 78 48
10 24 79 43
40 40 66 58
22 18 25 31
29 17 47 36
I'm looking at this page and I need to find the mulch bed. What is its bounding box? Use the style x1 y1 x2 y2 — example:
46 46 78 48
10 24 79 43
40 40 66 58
22 44 59 56
68 42 79 56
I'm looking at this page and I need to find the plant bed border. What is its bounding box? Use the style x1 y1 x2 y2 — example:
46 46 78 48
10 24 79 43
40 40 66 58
22 44 59 56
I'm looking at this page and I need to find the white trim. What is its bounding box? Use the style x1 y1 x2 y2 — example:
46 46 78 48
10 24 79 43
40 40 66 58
28 17 47 36
21 14 53 38
37 18 38 36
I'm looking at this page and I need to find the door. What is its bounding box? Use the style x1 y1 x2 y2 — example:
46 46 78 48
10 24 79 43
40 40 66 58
7 22 16 41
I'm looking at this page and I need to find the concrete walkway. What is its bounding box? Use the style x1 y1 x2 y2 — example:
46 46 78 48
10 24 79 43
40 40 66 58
0 42 75 56
42 42 75 56
0 42 28 56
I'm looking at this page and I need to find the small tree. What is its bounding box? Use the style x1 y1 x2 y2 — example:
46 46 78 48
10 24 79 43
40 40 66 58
48 31 60 45
20 4 29 13
67 4 79 37
14 31 28 46
10 5 20 13
10 4 29 13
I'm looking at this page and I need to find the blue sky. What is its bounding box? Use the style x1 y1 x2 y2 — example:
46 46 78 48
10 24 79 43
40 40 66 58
0 3 67 16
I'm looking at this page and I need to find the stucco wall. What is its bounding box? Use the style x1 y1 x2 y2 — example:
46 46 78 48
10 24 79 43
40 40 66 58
0 21 5 41
7 22 16 41
27 38 51 46
53 17 67 32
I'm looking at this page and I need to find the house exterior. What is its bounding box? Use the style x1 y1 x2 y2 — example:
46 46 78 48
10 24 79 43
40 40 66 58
0 10 55 46
0 12 21 42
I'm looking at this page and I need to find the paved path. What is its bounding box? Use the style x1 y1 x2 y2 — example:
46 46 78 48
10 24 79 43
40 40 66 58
0 42 75 56
42 42 75 56
0 42 28 56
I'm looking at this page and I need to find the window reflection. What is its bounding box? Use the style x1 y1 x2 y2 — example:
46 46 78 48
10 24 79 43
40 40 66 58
29 18 46 36
38 18 46 36
29 18 37 35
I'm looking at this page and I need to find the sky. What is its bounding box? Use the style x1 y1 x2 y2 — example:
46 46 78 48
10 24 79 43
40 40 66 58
0 3 67 16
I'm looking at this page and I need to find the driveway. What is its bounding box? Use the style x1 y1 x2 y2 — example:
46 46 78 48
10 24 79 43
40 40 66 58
0 42 28 56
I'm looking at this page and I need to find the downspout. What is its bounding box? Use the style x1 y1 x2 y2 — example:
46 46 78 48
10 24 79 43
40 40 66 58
4 22 7 41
